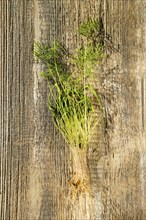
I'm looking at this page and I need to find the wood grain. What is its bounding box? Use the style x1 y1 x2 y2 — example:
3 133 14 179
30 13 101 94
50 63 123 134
0 0 146 219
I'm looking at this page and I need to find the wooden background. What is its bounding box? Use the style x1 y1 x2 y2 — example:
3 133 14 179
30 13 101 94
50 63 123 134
0 0 146 219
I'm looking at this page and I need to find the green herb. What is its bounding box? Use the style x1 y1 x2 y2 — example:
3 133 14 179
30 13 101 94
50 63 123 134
34 18 104 149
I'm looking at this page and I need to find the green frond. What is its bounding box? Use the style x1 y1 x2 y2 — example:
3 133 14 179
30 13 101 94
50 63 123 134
79 18 102 39
33 18 105 149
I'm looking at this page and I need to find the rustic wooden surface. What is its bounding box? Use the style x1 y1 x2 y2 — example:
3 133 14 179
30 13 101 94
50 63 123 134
0 0 146 219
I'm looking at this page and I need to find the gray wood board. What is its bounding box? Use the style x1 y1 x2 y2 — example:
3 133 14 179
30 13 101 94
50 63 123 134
0 0 145 219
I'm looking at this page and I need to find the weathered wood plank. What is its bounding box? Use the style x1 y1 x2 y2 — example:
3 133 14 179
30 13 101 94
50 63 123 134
0 0 145 219
0 0 34 219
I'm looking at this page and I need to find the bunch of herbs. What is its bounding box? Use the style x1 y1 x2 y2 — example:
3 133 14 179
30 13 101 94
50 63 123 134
34 18 104 149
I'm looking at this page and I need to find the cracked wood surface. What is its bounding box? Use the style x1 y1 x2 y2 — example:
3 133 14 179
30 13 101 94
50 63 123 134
0 0 146 219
